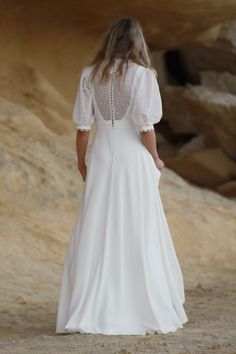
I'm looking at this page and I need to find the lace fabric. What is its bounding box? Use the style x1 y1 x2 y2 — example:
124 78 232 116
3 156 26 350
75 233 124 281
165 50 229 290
72 59 163 132
72 67 95 131
93 59 137 124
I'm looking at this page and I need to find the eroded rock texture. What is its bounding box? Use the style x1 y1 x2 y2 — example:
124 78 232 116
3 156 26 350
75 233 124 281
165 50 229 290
158 21 236 197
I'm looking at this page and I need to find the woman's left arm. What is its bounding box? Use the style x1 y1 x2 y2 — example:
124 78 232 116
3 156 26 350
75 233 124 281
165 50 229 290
72 67 95 182
76 130 90 182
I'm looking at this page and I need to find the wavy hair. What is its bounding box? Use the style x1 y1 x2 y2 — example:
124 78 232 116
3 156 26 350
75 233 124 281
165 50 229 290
88 17 156 84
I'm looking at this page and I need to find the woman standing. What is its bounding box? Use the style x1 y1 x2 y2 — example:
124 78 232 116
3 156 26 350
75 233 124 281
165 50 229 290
56 17 188 335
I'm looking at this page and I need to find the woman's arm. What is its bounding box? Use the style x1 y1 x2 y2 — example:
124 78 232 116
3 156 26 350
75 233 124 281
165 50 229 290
76 130 90 182
140 130 164 171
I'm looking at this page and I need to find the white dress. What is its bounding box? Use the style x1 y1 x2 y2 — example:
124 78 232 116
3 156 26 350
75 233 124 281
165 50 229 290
55 58 188 335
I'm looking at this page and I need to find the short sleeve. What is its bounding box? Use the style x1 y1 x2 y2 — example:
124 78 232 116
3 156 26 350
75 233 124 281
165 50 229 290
132 67 162 133
72 67 95 131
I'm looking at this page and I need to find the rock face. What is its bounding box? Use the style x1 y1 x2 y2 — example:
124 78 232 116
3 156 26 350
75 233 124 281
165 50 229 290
163 84 236 159
160 20 236 197
165 148 236 188
179 20 236 79
200 71 236 95
0 64 72 135
0 97 79 202
216 180 236 197
0 2 236 101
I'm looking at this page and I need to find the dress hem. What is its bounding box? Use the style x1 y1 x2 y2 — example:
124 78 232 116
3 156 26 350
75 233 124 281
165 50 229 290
56 317 189 336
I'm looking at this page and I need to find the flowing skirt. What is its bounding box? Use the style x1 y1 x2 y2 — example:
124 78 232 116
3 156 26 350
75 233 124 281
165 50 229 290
56 120 188 335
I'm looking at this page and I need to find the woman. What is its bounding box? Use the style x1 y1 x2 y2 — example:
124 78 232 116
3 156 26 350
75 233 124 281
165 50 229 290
56 17 188 335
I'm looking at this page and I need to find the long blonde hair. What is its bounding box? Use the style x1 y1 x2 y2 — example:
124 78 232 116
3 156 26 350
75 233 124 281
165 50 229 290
88 17 156 84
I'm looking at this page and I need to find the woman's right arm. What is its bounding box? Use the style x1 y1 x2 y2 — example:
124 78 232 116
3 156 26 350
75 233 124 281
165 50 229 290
132 67 164 171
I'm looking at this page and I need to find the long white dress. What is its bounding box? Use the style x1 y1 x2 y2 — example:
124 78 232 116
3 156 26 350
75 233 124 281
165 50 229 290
55 58 188 335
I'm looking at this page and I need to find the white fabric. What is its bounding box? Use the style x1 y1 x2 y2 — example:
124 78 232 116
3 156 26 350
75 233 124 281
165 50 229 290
72 59 162 132
72 67 95 131
131 65 163 132
56 59 188 335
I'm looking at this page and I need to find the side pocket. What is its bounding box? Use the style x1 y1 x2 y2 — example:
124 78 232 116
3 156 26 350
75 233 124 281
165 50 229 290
150 154 161 178
144 147 161 180
155 166 161 177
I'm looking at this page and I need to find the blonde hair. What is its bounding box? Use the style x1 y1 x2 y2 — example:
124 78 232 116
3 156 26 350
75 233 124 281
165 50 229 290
88 17 156 84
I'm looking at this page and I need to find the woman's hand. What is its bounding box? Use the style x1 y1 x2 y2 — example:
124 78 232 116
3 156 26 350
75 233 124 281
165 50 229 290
154 157 165 171
77 161 87 182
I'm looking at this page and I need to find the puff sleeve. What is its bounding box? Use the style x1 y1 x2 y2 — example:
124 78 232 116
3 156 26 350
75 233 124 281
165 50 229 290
132 67 162 133
72 67 95 131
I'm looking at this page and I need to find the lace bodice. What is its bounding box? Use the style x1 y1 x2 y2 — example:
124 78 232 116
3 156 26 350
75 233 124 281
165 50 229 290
72 58 163 132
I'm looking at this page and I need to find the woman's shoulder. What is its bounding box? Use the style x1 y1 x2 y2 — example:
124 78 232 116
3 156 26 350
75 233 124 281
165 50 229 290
130 62 157 77
81 65 94 76
80 62 157 82
78 65 96 86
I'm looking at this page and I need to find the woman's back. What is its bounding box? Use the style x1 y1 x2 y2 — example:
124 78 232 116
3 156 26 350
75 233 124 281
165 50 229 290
73 58 163 132
92 59 138 123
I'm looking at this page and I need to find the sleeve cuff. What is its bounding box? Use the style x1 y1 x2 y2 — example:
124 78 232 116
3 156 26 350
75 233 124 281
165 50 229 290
76 124 91 131
139 125 154 133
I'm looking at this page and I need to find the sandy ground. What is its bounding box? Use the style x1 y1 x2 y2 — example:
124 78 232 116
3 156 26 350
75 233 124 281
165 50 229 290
0 264 235 354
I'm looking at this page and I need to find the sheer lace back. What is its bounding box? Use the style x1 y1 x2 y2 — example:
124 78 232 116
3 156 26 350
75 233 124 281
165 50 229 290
93 59 137 122
72 59 163 132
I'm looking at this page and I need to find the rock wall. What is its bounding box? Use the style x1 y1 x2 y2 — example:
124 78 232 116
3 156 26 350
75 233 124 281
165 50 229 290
156 21 236 198
1 1 236 100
